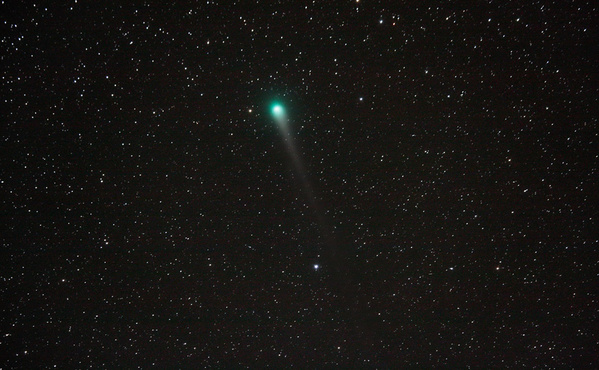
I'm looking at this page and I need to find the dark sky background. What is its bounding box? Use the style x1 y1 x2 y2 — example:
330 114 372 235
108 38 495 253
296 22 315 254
1 0 598 367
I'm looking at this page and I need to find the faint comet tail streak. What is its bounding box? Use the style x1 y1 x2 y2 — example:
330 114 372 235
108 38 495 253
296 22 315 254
274 113 331 241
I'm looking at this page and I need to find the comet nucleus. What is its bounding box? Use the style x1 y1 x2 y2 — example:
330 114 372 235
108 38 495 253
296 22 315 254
271 103 285 118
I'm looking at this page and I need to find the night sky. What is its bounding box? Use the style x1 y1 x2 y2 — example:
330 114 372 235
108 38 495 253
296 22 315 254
1 0 598 367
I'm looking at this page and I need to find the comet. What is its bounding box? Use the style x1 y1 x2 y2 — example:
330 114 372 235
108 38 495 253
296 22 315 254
270 102 303 176
268 109 372 346
272 104 284 118
270 101 331 257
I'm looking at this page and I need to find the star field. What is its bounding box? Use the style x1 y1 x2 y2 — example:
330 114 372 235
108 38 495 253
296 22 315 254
1 0 598 367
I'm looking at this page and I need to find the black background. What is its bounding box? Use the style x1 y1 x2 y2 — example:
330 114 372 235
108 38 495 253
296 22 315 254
1 0 598 367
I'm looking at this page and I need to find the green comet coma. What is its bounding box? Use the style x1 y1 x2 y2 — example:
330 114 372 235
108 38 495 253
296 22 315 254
271 103 284 118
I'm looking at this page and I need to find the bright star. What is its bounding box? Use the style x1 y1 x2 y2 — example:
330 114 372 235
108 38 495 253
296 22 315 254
313 264 319 270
